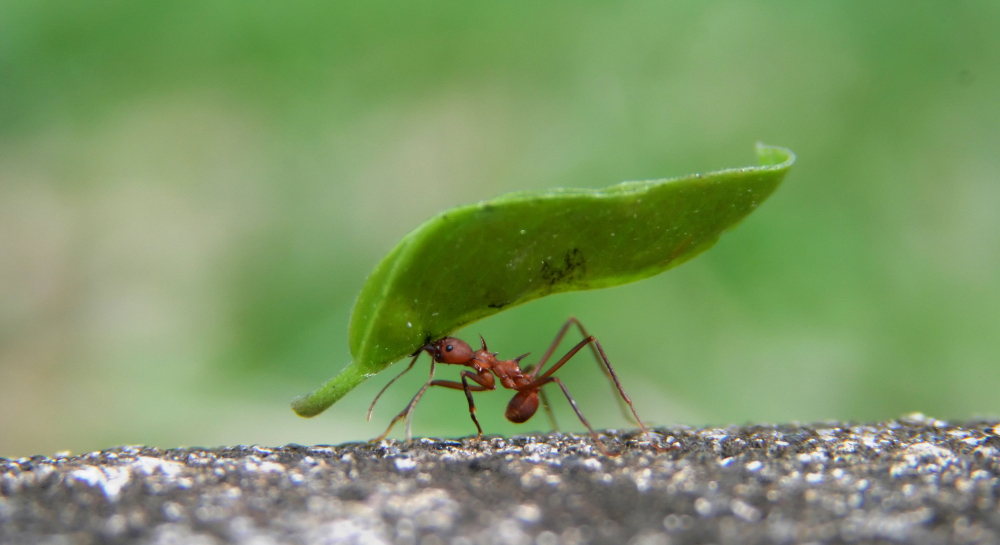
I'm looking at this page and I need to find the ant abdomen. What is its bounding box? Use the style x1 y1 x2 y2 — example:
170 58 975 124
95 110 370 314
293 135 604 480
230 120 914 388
505 390 539 423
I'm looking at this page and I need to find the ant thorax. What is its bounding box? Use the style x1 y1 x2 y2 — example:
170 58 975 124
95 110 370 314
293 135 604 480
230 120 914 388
490 358 530 389
471 350 495 371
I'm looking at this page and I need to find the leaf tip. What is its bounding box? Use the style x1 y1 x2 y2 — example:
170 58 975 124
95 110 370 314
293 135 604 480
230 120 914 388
754 142 796 168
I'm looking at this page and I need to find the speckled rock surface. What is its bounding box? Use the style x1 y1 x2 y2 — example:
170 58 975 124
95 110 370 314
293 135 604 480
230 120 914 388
3 414 1000 544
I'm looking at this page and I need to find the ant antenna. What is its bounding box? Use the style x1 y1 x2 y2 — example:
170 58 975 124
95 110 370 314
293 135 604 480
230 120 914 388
367 350 424 421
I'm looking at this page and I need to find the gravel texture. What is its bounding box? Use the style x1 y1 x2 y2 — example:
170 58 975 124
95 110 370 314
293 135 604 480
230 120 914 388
3 414 1000 544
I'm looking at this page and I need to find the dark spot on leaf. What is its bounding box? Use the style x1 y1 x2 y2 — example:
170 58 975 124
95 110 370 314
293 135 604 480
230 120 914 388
487 301 509 309
540 248 586 286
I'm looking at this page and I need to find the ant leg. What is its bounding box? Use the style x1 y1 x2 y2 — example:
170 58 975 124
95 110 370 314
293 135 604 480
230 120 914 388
529 336 662 451
531 318 636 425
544 377 614 457
539 389 559 431
427 379 490 392
371 414 405 444
589 339 663 450
460 373 484 438
519 320 581 431
528 318 577 379
532 336 593 381
403 360 439 442
427 372 493 438
567 319 637 425
371 360 437 443
367 352 421 421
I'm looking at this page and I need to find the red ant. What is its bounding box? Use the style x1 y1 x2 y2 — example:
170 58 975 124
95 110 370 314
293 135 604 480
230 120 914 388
367 318 660 456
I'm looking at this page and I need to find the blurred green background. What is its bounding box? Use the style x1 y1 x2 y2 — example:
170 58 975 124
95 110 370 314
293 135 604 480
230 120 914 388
1 1 998 458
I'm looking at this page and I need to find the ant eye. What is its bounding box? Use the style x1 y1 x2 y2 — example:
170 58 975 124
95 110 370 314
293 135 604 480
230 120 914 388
446 345 453 352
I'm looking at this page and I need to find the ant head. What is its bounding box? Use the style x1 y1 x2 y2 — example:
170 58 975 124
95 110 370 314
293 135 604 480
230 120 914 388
427 337 475 364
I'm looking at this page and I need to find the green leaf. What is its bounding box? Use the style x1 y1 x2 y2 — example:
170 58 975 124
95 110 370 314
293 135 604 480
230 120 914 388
292 143 795 417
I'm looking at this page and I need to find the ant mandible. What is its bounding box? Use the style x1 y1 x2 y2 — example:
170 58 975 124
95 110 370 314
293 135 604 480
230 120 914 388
367 317 660 456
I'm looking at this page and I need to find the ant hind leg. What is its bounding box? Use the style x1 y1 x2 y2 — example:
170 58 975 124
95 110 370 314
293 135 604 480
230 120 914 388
532 318 637 425
529 336 663 452
547 377 614 457
589 339 665 450
538 389 559 431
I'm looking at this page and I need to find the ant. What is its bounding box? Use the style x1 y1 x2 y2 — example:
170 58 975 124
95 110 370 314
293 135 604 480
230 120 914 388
367 317 660 456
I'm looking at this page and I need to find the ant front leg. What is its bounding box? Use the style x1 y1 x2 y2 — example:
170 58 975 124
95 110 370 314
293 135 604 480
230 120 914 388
371 360 437 444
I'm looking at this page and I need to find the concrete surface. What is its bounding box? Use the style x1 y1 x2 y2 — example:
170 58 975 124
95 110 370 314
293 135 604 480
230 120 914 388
3 414 1000 544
